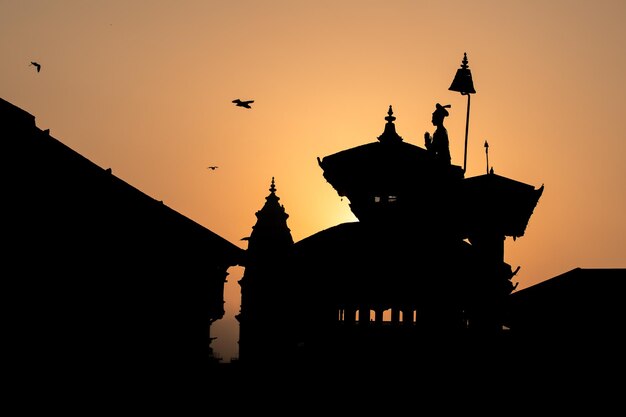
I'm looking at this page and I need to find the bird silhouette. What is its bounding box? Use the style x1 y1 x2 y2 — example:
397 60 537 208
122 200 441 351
207 166 218 170
232 99 254 109
30 61 41 72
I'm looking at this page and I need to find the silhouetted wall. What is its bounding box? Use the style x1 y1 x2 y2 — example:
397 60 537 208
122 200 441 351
2 97 244 393
507 268 626 352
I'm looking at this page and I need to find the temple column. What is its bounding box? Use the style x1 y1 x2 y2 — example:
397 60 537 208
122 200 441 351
345 308 357 325
402 308 414 325
391 308 400 325
359 307 370 325
374 308 384 325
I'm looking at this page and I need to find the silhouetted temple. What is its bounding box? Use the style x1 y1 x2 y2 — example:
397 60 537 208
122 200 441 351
237 105 544 367
4 93 624 388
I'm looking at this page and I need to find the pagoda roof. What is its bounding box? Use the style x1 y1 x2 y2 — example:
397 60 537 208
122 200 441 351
293 221 474 292
318 106 463 196
319 140 436 194
460 173 544 238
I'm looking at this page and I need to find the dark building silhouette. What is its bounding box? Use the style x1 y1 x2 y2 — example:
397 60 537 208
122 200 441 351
4 94 623 386
507 267 626 351
234 106 625 380
501 267 626 384
236 177 295 363
237 105 545 369
2 97 244 395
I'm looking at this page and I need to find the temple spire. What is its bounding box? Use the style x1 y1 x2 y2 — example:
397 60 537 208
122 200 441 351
385 105 396 123
269 176 276 194
237 177 294 363
245 177 294 254
377 105 403 144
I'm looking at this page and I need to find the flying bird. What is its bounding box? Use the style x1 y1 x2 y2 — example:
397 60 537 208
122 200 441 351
232 99 254 109
207 166 218 170
30 61 41 72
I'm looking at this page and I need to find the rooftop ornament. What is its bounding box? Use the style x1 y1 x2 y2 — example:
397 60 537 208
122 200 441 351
449 52 476 173
377 105 403 144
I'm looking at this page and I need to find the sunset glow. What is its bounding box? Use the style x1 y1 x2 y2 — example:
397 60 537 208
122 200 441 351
3 0 624 362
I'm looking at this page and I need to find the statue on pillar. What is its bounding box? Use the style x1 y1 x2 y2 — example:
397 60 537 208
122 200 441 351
424 103 452 165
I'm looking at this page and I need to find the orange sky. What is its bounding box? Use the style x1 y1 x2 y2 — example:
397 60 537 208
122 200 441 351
2 0 625 362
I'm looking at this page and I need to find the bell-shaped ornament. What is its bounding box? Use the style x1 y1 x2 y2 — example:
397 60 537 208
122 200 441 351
449 52 476 94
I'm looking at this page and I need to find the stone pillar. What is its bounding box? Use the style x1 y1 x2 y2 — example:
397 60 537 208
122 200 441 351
391 308 400 324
